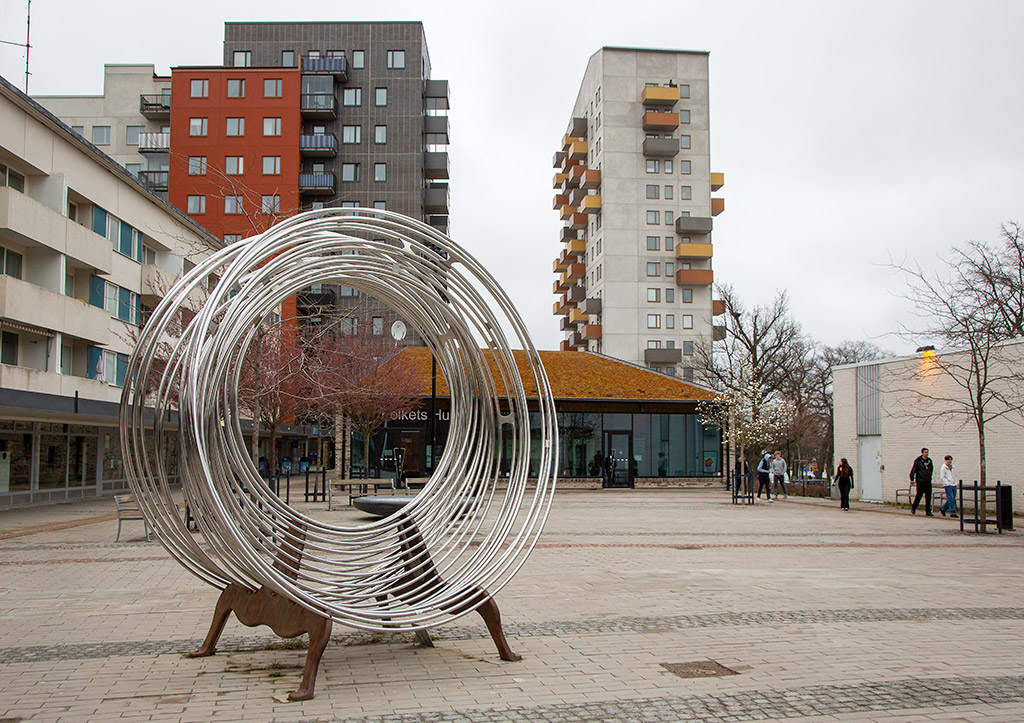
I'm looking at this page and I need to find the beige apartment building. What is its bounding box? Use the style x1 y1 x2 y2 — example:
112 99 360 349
0 73 219 508
553 47 726 380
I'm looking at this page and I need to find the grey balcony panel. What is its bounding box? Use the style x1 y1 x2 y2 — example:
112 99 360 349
299 133 338 156
553 150 566 168
644 348 682 364
580 297 602 315
424 79 449 99
569 188 588 205
424 115 449 136
713 324 726 341
675 216 714 234
568 331 583 346
566 285 585 303
560 316 574 331
643 137 680 157
298 172 336 195
139 94 171 118
424 151 450 179
301 56 348 79
428 215 449 234
569 117 588 138
424 186 450 214
300 93 338 118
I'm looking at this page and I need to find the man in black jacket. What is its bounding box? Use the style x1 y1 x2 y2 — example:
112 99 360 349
909 447 934 516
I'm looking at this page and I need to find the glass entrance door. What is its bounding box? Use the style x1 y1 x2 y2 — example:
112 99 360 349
603 432 633 488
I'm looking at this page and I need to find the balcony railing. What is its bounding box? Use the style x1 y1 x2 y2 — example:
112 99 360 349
137 132 170 153
300 93 338 118
424 151 449 180
301 56 349 79
299 133 338 156
139 94 171 118
138 170 169 191
298 172 336 195
424 186 450 214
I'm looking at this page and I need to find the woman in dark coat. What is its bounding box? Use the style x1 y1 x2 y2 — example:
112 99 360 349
834 459 854 511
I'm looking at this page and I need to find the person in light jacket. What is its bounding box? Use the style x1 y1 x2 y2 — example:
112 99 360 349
833 458 854 511
939 455 958 518
771 451 788 499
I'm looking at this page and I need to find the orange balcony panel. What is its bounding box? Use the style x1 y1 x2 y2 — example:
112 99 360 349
560 338 573 352
562 133 584 150
643 111 679 131
553 172 568 188
711 172 725 191
553 277 569 293
676 269 714 285
553 300 571 316
560 204 574 220
569 308 587 324
552 193 569 210
675 242 713 259
553 256 570 273
569 213 588 230
566 237 586 257
567 141 588 161
712 299 726 316
570 164 587 180
582 324 602 340
581 168 601 189
566 263 586 280
559 271 579 289
579 195 601 214
712 197 725 216
641 86 679 106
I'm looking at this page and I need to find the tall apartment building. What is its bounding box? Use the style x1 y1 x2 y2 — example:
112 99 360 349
553 47 726 380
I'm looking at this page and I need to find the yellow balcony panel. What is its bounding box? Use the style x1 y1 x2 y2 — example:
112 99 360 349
582 323 602 340
675 242 713 259
567 141 588 161
642 111 679 131
641 85 680 106
552 193 568 210
560 204 574 220
553 256 569 273
553 172 568 188
712 299 726 316
712 197 725 216
566 237 586 256
553 299 570 316
676 269 714 285
562 133 584 150
581 168 601 189
566 262 586 280
569 213 588 230
711 172 725 191
569 308 587 324
579 195 602 214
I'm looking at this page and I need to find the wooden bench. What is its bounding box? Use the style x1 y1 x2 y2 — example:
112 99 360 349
327 478 397 511
114 494 150 542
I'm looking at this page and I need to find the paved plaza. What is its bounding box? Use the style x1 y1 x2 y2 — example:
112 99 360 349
1 488 1023 722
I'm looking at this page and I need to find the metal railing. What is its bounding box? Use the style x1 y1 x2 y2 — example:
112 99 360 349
299 133 338 153
137 132 170 153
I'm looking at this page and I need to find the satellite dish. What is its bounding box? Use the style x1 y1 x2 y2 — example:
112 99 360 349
390 320 407 341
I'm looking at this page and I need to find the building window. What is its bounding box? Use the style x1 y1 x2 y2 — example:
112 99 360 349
341 163 360 182
263 117 282 136
386 50 406 69
680 160 691 174
91 126 110 145
282 50 296 67
664 160 673 173
125 126 143 145
679 110 690 123
190 79 209 97
646 160 659 173
261 195 280 214
374 87 387 106
665 288 674 303
125 163 140 177
683 341 693 355
227 79 245 98
342 88 362 106
1 331 18 366
646 236 659 251
682 288 693 303
306 50 321 59
225 156 244 175
224 196 243 214
189 117 208 136
647 314 661 329
682 367 694 381
646 184 659 199
187 156 207 175
262 156 281 175
233 51 252 67
264 78 283 97
679 84 690 99
680 135 691 149
0 247 23 279
666 314 675 329
224 234 242 244
663 185 674 200
682 314 693 329
374 163 387 182
646 210 660 225
647 341 661 350
342 125 361 144
352 50 365 68
647 288 660 302
375 125 387 144
187 195 205 214
71 125 84 136
646 262 660 276
665 262 674 276
665 211 674 225
681 185 692 200
372 316 384 335
327 50 345 58
373 200 386 209
226 117 245 136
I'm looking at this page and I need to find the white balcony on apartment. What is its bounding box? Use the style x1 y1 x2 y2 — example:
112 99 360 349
0 275 110 345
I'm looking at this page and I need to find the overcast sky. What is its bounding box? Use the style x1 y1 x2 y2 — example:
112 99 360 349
2 0 1023 354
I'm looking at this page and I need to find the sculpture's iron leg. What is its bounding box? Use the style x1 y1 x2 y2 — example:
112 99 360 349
475 594 521 661
288 616 332 701
189 584 237 657
415 628 434 648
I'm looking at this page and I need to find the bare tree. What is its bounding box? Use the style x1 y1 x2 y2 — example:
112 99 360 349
955 221 1024 339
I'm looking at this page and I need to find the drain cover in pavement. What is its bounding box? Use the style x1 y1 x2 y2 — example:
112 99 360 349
660 660 738 678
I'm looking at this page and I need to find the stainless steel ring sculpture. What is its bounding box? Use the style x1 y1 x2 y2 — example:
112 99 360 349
120 208 558 638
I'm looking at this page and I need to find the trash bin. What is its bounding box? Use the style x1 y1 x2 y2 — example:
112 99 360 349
997 484 1014 531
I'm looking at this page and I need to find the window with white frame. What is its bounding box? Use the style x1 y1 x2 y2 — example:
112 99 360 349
281 50 296 67
352 50 365 68
264 78 283 97
263 117 282 136
226 117 245 136
225 156 244 175
682 314 693 329
262 156 281 175
647 314 661 329
189 117 208 136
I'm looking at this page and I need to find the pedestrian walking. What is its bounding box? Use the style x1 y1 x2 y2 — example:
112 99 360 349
909 447 934 516
833 458 854 511
939 455 958 518
756 453 773 501
771 451 788 499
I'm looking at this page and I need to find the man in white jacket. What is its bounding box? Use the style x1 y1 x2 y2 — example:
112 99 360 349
771 451 788 499
939 455 958 517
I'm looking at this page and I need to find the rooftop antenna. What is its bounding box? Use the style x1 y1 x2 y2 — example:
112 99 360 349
0 0 31 92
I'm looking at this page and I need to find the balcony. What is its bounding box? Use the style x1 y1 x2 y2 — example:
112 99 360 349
712 299 726 316
0 275 110 345
566 141 588 161
552 277 569 294
552 193 569 210
581 168 601 190
569 331 584 348
569 308 587 324
675 216 713 235
641 86 680 107
642 111 680 131
424 186 450 214
0 187 111 274
137 132 170 153
580 297 602 316
425 79 449 104
424 151 449 180
713 325 727 341
553 172 569 189
569 117 588 138
568 213 588 230
560 316 574 332
552 150 566 168
301 93 338 118
297 289 337 309
569 187 588 206
138 170 168 191
644 348 682 365
675 269 714 285
299 133 338 157
711 172 725 191
559 338 573 352
565 285 585 304
559 204 574 221
560 226 579 242
675 242 713 259
565 263 585 280
643 137 679 157
553 298 570 315
298 172 336 195
712 197 725 216
579 195 601 214
582 324 602 340
553 256 569 273
139 94 171 119
565 237 586 257
301 55 349 79
568 164 587 186
140 263 173 304
428 215 449 235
